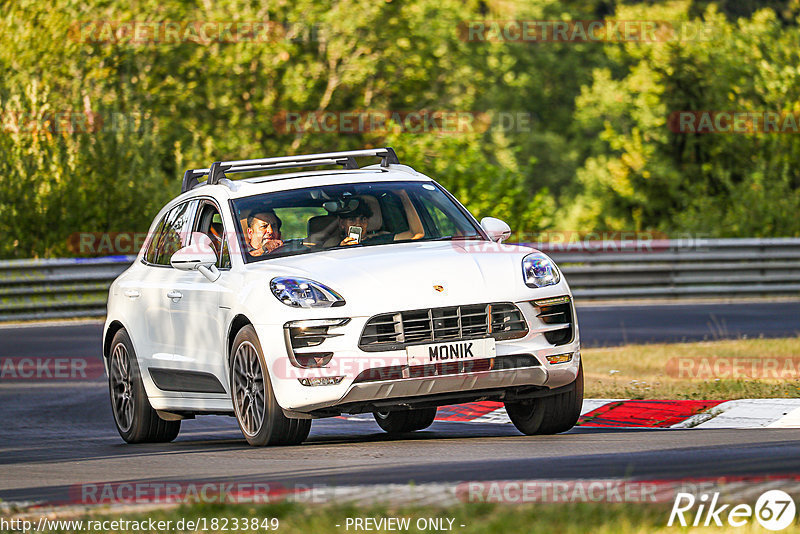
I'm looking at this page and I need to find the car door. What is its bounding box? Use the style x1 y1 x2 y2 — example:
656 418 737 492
167 199 232 394
135 200 198 376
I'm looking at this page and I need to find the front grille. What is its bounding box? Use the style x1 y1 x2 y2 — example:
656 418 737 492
359 302 527 351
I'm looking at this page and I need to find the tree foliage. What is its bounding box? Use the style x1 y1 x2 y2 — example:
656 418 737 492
569 3 800 236
1 0 798 258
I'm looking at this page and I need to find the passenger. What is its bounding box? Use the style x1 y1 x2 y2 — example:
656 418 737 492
323 199 393 248
336 200 372 247
246 210 284 256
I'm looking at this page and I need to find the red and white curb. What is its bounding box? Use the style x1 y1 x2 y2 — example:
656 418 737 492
342 399 800 428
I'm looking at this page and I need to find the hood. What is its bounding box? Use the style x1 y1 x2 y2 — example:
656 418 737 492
249 240 541 313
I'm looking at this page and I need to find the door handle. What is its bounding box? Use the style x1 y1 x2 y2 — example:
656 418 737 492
123 290 140 299
166 290 183 301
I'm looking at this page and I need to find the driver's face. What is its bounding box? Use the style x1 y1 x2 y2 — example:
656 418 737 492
248 214 280 247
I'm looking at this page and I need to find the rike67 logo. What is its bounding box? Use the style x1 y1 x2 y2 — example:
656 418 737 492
669 490 796 530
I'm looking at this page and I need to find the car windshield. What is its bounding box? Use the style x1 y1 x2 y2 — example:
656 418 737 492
232 180 484 262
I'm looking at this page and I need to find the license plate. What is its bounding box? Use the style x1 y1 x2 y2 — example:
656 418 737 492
406 338 496 366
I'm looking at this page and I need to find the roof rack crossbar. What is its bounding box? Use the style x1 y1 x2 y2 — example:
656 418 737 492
180 147 399 193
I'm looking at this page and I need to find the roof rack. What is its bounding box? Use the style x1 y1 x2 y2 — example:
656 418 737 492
181 147 400 193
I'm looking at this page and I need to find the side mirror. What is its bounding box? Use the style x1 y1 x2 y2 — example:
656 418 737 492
480 217 511 243
170 233 221 282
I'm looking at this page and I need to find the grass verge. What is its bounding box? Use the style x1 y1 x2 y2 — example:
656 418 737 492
583 336 800 399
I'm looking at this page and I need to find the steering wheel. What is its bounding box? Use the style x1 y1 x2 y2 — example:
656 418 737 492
267 239 309 255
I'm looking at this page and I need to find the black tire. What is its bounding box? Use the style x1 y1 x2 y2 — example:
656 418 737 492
108 329 181 443
505 361 584 435
230 325 311 446
373 407 437 434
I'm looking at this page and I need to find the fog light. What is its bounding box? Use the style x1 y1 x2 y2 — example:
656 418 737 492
546 353 572 364
298 376 345 387
294 352 333 368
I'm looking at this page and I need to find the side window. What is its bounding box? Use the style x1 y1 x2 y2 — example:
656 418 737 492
213 212 232 269
149 201 196 266
194 201 231 269
144 214 168 264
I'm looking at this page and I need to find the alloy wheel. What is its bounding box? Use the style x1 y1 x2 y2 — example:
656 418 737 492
110 343 134 433
232 341 266 436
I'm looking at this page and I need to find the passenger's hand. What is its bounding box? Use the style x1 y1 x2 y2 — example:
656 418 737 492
339 236 359 246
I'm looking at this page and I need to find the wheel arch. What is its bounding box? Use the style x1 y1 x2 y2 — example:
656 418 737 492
227 314 254 364
103 320 126 359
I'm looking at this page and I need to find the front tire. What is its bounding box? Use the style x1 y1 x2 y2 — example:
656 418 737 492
373 407 437 434
230 325 311 446
504 361 584 435
108 329 181 443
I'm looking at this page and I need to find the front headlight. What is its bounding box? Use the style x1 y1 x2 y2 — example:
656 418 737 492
522 254 560 288
270 277 346 308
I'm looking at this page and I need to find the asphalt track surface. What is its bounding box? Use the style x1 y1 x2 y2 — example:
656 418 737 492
1 302 799 504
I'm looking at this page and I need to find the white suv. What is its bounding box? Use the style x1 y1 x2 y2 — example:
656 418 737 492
104 148 582 446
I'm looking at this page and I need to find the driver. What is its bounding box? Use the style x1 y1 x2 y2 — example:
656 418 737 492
246 210 283 256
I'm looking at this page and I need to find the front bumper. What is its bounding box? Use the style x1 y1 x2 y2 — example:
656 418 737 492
254 298 581 414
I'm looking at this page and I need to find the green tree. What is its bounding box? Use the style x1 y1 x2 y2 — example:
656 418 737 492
567 2 800 237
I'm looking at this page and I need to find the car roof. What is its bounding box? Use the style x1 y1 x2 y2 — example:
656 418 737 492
173 164 433 204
